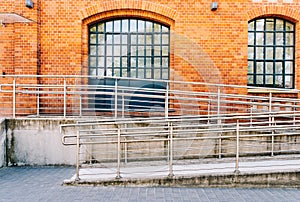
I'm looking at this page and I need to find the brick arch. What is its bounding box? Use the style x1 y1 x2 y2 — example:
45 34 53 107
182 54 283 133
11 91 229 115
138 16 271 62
246 6 300 22
80 1 177 79
79 0 177 22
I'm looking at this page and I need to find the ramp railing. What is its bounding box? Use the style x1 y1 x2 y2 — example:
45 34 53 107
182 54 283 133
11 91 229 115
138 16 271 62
61 111 300 180
0 75 299 120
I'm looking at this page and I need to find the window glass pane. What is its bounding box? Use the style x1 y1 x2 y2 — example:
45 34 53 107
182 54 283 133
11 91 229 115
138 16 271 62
154 34 161 44
107 45 113 56
114 20 121 33
121 46 127 56
248 33 254 45
114 46 120 56
98 23 104 32
90 34 96 44
98 45 105 56
162 34 169 44
256 75 263 85
89 57 96 67
138 58 144 67
266 62 273 74
131 34 137 44
146 57 151 67
248 21 254 31
114 35 120 44
286 47 294 59
106 35 113 44
130 69 136 78
162 57 169 67
276 33 283 45
146 69 152 79
138 20 145 32
138 69 145 78
266 76 273 84
256 33 264 45
285 62 293 74
114 69 120 77
266 19 274 31
138 35 144 44
113 57 120 67
275 62 282 74
286 33 294 46
98 69 104 77
131 46 137 56
122 19 128 32
275 47 283 59
275 76 283 87
131 58 136 67
153 23 161 32
106 57 113 67
154 69 161 79
122 57 127 67
90 46 97 55
154 46 161 56
138 47 145 56
162 26 169 32
106 68 112 76
276 19 284 31
256 19 264 31
146 22 152 32
248 47 254 59
106 21 113 32
90 25 96 32
248 75 253 84
266 33 274 45
285 76 293 88
130 19 137 32
257 62 263 74
154 58 161 67
162 69 169 79
248 61 253 73
266 47 273 60
98 57 105 67
98 34 105 44
146 35 152 44
286 22 294 31
121 34 127 44
122 69 128 77
256 47 264 59
146 47 152 56
162 46 168 56
90 68 96 76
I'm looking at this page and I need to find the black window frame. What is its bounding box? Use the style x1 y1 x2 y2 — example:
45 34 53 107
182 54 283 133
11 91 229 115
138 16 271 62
88 18 170 80
248 17 295 89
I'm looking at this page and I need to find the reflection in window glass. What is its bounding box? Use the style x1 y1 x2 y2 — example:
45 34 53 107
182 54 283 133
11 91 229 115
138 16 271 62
248 18 294 88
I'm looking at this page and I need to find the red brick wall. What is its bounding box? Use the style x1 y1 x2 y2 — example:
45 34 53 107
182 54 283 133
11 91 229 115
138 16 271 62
1 0 300 115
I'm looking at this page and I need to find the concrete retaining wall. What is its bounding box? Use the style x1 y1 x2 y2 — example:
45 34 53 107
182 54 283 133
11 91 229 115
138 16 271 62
0 119 6 167
5 119 77 166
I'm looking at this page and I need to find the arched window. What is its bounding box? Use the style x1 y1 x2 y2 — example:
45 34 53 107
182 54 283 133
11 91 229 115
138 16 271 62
248 18 295 88
88 19 170 111
89 19 170 80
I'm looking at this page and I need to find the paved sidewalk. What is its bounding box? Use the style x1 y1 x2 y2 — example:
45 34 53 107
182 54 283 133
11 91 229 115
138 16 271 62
0 166 300 201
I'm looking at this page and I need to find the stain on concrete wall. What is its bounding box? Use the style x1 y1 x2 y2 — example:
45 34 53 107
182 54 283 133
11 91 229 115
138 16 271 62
5 119 77 166
0 119 6 167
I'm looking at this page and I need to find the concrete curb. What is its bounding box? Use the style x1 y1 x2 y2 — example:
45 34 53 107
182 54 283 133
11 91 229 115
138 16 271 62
63 171 300 188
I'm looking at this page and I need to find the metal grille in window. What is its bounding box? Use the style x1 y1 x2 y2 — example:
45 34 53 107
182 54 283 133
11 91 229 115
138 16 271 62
89 19 170 80
248 18 295 88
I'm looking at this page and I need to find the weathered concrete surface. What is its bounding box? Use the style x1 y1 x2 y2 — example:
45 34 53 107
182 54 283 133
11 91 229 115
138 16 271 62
0 119 6 167
5 119 77 166
64 171 300 188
